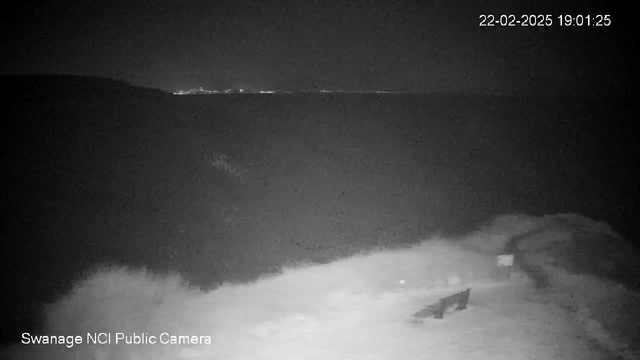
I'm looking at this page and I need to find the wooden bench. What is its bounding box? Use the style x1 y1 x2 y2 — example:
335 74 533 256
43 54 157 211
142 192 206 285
412 288 471 319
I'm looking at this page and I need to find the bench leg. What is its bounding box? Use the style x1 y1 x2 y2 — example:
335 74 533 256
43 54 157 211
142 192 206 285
433 299 446 319
455 288 471 310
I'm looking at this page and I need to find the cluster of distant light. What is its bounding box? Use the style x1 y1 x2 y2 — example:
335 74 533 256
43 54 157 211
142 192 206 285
173 87 406 95
173 87 278 95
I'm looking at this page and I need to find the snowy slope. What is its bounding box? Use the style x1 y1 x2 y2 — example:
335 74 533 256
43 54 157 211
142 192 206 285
178 280 617 360
3 213 637 360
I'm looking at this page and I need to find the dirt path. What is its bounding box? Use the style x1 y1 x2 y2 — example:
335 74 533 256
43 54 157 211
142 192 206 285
176 281 613 360
504 227 640 360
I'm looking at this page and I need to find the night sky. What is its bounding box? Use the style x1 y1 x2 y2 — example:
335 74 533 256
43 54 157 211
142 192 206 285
1 0 634 96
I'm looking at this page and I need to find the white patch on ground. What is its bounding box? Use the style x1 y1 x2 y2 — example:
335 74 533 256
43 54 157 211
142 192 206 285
4 215 635 360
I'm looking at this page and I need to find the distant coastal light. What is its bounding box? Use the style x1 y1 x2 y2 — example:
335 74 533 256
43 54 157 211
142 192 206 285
173 87 409 95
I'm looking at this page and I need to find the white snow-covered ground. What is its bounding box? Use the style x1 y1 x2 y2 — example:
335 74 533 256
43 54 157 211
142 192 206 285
4 215 637 360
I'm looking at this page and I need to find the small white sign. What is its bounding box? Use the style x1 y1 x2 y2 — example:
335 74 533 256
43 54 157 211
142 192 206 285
497 254 514 267
447 275 461 286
